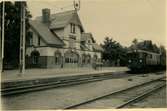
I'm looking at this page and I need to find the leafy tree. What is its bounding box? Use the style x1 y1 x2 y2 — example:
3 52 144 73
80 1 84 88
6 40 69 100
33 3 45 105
101 37 127 66
159 45 166 55
129 39 161 53
0 1 31 68
132 38 138 45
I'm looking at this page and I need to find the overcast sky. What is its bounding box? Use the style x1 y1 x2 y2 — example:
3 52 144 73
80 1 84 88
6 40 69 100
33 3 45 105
27 0 166 47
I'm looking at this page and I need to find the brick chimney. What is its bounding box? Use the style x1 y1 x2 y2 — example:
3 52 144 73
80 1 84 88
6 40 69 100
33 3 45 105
42 8 50 23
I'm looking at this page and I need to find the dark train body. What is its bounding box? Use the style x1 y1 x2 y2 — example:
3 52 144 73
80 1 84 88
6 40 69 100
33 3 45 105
127 49 166 72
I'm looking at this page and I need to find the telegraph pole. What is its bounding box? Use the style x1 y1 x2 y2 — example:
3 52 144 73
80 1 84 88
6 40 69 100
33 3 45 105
1 1 5 73
19 2 26 74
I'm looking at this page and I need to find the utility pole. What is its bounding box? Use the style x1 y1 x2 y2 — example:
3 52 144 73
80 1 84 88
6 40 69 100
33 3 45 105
19 2 26 74
1 1 5 73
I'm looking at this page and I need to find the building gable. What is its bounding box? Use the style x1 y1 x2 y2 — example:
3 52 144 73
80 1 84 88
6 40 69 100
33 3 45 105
68 12 84 32
50 10 84 32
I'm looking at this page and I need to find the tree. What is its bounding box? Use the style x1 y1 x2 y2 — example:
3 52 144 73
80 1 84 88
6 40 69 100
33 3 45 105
101 37 127 66
129 39 161 53
159 45 166 55
159 45 166 66
0 1 31 68
132 38 138 45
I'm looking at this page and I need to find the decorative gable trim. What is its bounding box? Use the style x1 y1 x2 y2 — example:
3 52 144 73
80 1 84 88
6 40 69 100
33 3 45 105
68 12 84 32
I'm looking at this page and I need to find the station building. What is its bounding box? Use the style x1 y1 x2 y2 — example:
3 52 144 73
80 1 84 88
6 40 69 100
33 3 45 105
26 8 103 68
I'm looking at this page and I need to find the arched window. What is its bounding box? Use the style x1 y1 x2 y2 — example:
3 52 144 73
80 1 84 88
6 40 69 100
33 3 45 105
82 54 86 64
54 51 61 64
86 54 91 64
64 51 79 63
31 50 40 65
93 55 98 62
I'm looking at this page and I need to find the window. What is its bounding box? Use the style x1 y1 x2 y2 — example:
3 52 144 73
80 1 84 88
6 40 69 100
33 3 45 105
69 35 76 49
82 55 86 64
28 32 33 46
31 51 40 65
32 56 38 64
70 23 75 33
55 56 58 64
55 52 61 64
139 53 143 58
88 40 90 43
87 55 91 64
87 58 91 63
65 58 69 63
38 35 40 46
150 54 152 59
65 53 78 63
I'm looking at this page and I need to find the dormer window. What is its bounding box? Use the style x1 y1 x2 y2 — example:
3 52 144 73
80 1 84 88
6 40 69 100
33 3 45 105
70 23 75 34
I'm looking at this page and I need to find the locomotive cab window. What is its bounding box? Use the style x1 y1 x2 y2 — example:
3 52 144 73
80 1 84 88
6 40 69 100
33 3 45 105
139 53 143 58
128 52 138 58
133 53 138 58
150 54 152 58
146 54 153 60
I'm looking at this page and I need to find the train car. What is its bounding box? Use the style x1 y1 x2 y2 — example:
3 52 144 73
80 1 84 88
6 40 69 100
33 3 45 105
127 49 162 72
160 52 166 69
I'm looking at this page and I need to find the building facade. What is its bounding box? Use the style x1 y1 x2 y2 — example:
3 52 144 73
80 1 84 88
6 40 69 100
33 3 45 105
26 8 103 68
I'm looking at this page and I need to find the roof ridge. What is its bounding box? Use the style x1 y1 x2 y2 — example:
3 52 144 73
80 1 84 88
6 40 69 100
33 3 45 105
50 10 76 21
52 10 75 15
34 10 76 21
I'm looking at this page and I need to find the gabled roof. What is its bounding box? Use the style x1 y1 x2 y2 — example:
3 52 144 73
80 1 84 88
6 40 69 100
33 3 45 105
30 10 85 47
80 44 90 51
81 32 103 52
46 10 84 32
49 10 74 29
92 43 104 52
81 33 95 43
29 20 64 47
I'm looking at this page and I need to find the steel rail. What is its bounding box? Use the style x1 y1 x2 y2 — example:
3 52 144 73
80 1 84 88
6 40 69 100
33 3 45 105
116 83 166 108
64 76 165 109
1 72 130 96
2 71 126 89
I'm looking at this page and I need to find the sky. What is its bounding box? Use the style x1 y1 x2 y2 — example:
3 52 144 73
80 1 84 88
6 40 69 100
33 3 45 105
27 0 166 47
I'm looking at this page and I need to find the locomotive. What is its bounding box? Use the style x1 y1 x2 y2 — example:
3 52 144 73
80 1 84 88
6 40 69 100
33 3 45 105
127 49 166 72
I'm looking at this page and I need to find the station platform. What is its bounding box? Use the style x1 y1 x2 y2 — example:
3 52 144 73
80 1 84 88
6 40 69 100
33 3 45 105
1 67 129 83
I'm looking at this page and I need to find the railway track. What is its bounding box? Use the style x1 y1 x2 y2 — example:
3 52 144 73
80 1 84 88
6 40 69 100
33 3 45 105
64 77 166 109
116 82 166 108
123 86 166 108
2 71 133 96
